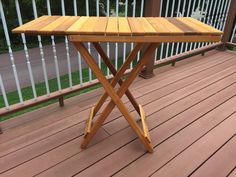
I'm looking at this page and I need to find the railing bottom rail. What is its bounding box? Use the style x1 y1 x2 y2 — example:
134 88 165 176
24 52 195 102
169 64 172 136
154 42 224 68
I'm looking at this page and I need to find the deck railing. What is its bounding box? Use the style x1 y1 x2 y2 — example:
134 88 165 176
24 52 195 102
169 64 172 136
0 0 235 129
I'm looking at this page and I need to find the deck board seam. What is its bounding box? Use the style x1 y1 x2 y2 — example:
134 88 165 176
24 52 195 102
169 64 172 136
110 92 236 176
3 79 236 174
187 134 236 176
149 112 236 176
226 166 236 177
31 70 236 176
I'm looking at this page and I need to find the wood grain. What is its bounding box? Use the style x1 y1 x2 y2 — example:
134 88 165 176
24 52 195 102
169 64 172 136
93 17 108 35
12 16 49 33
66 16 89 34
106 17 118 35
53 16 80 34
40 16 72 34
118 17 131 35
12 16 223 42
78 17 99 34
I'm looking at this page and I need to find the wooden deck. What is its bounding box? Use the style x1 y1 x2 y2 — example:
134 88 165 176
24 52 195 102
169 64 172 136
1 49 236 177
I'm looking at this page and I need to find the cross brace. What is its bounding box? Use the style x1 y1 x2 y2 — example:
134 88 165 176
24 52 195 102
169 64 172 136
72 41 159 152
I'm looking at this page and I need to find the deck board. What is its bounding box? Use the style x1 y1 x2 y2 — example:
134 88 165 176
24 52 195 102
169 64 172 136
1 50 236 177
228 168 236 177
190 135 236 177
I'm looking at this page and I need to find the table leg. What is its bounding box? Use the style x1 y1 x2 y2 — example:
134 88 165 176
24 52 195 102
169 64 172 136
73 42 159 152
92 42 142 116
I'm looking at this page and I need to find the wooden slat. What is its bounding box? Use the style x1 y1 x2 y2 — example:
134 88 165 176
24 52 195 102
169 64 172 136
128 17 156 35
53 16 80 34
93 17 108 35
147 18 172 34
167 17 199 34
66 16 89 34
106 17 118 35
12 16 223 39
78 17 99 34
12 16 49 33
40 16 72 34
118 17 131 35
25 16 60 34
176 17 214 34
184 17 223 34
147 17 184 35
127 18 142 35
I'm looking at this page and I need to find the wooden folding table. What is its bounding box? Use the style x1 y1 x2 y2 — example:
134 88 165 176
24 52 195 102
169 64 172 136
13 16 222 152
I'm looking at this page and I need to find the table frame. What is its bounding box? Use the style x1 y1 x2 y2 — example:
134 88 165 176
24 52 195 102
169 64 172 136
72 41 159 152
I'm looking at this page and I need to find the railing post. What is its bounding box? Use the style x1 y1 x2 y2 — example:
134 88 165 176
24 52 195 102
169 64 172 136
221 0 236 44
139 0 161 79
59 97 64 107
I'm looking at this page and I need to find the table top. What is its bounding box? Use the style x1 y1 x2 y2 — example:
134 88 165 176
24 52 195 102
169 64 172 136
12 16 223 43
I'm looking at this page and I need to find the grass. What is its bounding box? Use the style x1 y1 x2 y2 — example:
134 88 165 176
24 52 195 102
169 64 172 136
0 56 137 122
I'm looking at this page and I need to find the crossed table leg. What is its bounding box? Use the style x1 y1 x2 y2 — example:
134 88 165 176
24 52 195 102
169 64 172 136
73 41 159 152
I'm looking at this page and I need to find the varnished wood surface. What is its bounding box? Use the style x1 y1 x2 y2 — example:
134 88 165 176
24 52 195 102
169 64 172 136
1 50 236 177
12 16 222 42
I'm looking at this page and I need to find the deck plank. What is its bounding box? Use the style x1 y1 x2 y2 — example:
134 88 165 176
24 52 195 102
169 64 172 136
0 50 236 177
2 54 236 175
26 57 236 177
1 52 235 174
151 115 236 177
228 168 236 177
113 96 236 177
73 75 236 177
190 136 236 177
